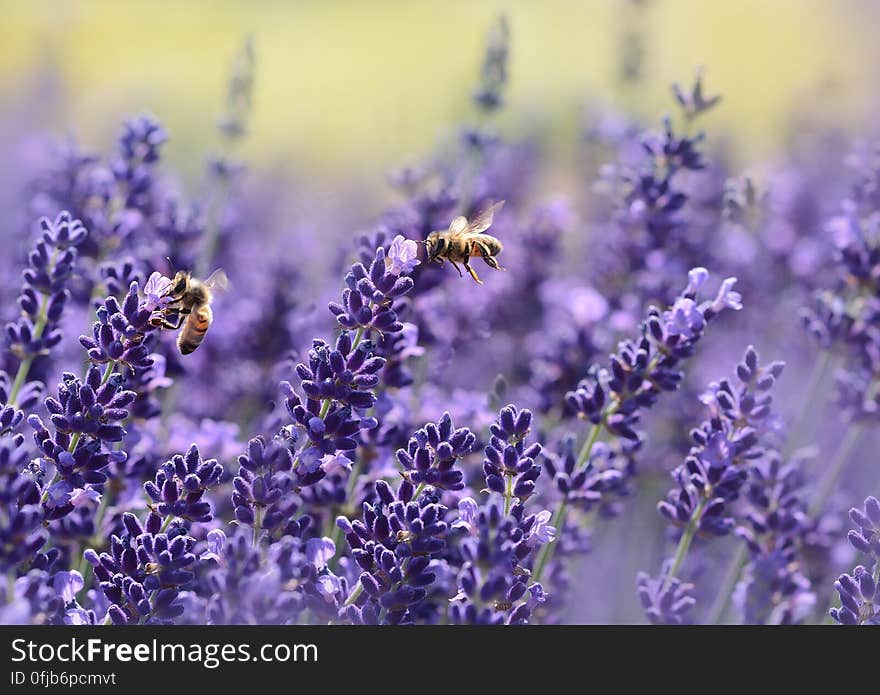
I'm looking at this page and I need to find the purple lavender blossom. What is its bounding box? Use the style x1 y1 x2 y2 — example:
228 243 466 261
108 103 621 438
733 454 816 624
85 512 195 624
396 412 475 491
565 269 742 445
472 14 509 112
232 434 316 540
78 281 158 373
640 346 784 623
3 15 878 629
337 478 445 624
329 244 416 337
637 563 696 625
482 405 541 508
385 235 421 276
847 496 880 558
829 496 880 625
4 212 87 406
144 445 223 523
830 565 879 625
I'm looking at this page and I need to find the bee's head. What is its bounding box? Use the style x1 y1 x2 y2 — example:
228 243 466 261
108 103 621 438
170 271 191 297
424 232 444 262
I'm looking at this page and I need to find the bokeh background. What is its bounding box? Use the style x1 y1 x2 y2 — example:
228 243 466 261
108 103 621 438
3 0 879 187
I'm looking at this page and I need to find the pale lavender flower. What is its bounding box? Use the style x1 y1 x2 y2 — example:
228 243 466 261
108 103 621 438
452 497 480 534
662 298 705 339
68 486 102 509
685 267 709 294
305 537 336 570
396 323 426 359
385 235 421 275
53 571 84 604
527 583 548 610
321 452 353 475
568 286 609 326
529 510 557 545
298 446 324 474
315 573 343 603
709 277 743 313
199 529 227 563
63 609 93 625
142 271 173 312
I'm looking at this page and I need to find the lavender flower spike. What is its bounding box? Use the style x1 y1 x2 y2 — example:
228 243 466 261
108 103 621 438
5 212 87 406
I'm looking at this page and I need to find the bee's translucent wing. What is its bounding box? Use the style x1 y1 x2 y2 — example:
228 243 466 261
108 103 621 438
466 200 505 234
448 216 469 235
204 268 230 293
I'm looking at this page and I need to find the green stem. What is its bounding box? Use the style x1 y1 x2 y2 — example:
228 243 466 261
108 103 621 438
662 499 706 591
252 506 263 547
784 350 832 459
808 423 864 518
531 499 567 583
327 458 364 548
576 423 603 468
531 422 602 584
195 168 232 278
343 582 363 607
8 251 61 406
99 362 116 385
705 544 747 624
75 490 113 601
351 326 367 351
503 473 514 516
708 353 833 624
7 356 36 409
318 398 331 419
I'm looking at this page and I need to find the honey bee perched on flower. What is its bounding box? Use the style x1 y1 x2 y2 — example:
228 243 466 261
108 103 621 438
424 200 505 284
148 269 229 354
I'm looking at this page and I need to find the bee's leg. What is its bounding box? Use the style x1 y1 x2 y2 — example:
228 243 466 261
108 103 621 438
482 254 504 271
150 309 190 330
474 241 505 271
463 261 483 285
449 260 464 278
151 317 182 330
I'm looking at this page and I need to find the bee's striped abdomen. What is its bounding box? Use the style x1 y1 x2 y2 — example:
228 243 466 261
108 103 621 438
469 236 502 257
177 305 212 355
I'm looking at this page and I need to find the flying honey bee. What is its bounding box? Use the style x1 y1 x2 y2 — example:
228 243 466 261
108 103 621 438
151 269 229 355
424 200 505 284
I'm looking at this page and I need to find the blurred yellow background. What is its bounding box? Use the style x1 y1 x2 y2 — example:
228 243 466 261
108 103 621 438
2 0 877 183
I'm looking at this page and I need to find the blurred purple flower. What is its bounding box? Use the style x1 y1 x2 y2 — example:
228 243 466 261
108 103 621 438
52 571 83 604
199 529 227 563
